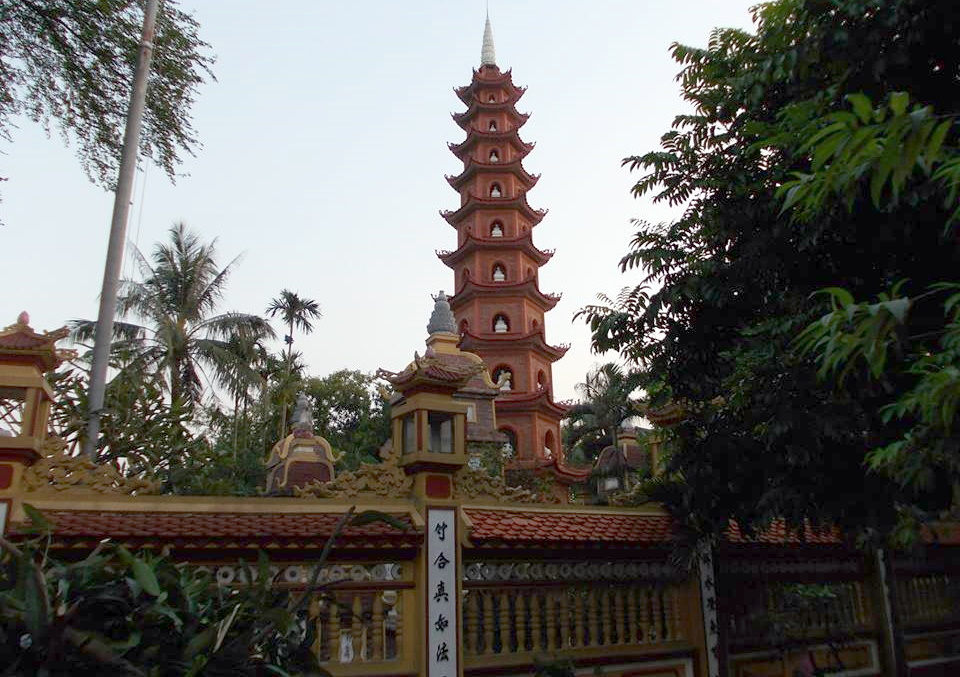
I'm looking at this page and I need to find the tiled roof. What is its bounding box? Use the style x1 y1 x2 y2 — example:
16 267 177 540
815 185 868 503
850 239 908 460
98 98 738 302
725 519 843 545
464 508 673 546
15 510 418 548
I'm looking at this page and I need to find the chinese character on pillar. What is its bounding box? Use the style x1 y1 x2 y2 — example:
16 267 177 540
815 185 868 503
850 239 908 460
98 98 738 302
427 508 458 677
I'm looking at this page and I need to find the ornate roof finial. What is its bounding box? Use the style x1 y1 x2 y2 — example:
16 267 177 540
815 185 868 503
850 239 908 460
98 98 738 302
427 291 457 335
481 10 496 66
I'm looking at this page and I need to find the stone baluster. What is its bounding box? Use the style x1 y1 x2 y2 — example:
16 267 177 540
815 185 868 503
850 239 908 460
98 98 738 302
394 592 403 660
329 596 341 661
573 589 585 648
626 586 638 643
587 589 599 646
600 588 611 646
545 591 556 651
372 593 384 660
650 587 661 642
672 587 684 639
498 591 511 653
613 587 625 645
559 589 571 649
530 590 542 652
352 595 364 660
483 591 495 655
310 597 324 661
465 591 478 655
517 592 529 652
638 588 649 642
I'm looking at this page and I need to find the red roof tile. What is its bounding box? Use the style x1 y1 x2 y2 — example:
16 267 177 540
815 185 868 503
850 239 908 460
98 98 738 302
464 508 673 546
725 519 843 545
14 510 416 545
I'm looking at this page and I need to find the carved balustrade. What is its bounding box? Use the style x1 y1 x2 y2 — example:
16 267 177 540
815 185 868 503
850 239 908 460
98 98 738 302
724 579 874 646
203 561 415 675
461 560 689 665
896 573 960 629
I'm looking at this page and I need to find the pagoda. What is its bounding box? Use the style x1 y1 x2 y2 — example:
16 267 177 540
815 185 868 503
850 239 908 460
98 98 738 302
439 16 574 476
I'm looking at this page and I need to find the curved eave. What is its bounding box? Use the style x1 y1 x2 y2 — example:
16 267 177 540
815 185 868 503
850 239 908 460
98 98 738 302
452 103 530 130
445 158 539 192
448 129 534 162
441 194 547 228
497 389 571 418
455 69 526 105
437 233 554 268
459 328 569 362
450 278 561 312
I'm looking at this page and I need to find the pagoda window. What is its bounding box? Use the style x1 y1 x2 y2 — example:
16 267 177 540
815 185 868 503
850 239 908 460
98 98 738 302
462 268 470 283
493 366 513 391
537 370 547 389
489 149 500 163
488 120 498 132
489 183 502 198
526 267 534 279
488 94 497 103
493 314 509 333
531 318 539 330
428 411 454 454
544 430 557 459
500 427 518 458
492 264 506 282
490 222 504 237
459 319 469 334
401 413 417 453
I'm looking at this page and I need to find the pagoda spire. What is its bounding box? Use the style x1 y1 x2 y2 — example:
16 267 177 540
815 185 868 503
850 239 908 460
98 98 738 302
481 11 496 66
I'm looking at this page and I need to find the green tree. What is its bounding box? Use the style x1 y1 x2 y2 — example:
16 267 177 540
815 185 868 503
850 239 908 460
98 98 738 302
74 223 275 409
564 363 642 463
0 0 213 188
305 369 390 470
579 0 960 547
267 289 322 435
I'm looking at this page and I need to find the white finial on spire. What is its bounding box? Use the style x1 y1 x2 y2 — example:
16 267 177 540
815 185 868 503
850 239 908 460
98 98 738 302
481 9 496 66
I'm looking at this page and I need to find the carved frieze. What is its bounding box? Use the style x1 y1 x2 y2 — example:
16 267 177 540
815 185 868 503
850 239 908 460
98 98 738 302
22 437 159 494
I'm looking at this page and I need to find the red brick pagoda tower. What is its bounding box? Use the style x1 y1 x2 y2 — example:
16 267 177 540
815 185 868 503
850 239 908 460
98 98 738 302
439 16 573 474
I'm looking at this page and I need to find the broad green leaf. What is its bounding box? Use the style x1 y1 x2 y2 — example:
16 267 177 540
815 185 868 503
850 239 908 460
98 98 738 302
846 92 873 123
22 503 53 533
888 91 909 117
132 558 162 597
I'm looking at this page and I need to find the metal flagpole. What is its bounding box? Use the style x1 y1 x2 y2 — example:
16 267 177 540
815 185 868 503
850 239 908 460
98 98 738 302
83 0 162 458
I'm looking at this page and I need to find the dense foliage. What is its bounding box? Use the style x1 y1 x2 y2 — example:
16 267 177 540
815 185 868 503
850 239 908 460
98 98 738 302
580 0 960 546
0 0 213 188
0 508 396 676
51 227 388 495
564 363 643 463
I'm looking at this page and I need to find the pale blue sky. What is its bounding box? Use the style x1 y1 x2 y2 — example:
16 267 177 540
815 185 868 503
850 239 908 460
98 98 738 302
3 0 757 402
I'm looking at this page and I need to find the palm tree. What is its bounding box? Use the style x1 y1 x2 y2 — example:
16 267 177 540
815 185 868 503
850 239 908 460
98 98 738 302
564 363 643 463
266 289 322 434
74 223 275 409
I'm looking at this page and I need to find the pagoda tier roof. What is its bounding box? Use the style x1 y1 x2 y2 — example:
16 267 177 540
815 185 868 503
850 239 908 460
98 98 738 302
379 347 486 395
437 232 554 268
455 67 526 105
459 327 570 362
496 388 571 418
445 156 539 192
450 277 561 312
452 101 530 131
441 193 547 228
503 456 593 485
448 127 534 162
0 314 73 371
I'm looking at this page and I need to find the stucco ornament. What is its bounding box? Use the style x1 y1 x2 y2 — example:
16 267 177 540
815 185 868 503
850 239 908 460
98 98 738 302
295 441 412 499
453 465 557 504
23 437 159 494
